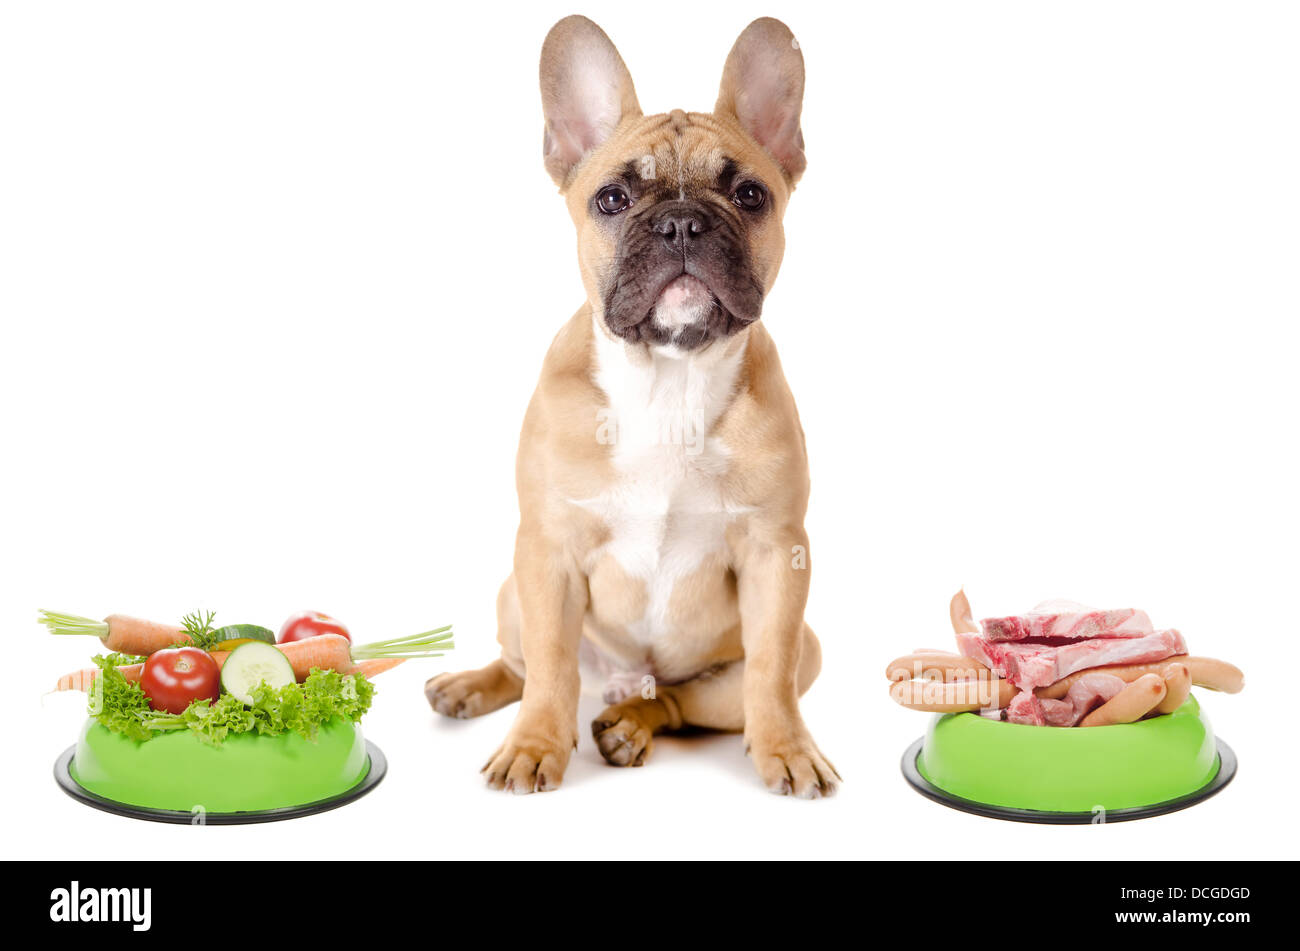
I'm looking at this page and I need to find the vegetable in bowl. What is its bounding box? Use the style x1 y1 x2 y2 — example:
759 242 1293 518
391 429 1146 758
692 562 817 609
44 607 452 745
90 655 376 747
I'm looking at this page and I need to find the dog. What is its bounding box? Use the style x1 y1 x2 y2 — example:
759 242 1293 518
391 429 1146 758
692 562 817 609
425 15 838 798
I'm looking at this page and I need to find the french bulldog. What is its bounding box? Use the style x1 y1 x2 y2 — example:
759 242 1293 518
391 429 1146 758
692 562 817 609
426 15 838 798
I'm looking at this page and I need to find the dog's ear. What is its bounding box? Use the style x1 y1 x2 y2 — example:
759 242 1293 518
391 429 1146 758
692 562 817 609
539 16 641 188
715 18 806 183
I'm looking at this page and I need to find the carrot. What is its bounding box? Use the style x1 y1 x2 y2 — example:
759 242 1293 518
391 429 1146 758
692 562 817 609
54 663 145 692
354 657 407 678
55 652 230 694
278 635 358 678
39 610 184 655
54 669 99 692
53 636 432 693
211 649 410 682
46 608 452 692
240 649 410 682
277 628 452 680
103 614 186 653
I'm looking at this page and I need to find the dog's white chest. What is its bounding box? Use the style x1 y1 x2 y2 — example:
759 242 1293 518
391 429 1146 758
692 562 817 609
577 331 747 646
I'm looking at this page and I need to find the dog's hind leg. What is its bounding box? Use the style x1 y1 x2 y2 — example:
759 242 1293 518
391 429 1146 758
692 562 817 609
591 624 822 764
425 576 526 719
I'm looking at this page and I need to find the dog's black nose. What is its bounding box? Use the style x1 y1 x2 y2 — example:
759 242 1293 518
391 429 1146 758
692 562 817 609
651 202 715 250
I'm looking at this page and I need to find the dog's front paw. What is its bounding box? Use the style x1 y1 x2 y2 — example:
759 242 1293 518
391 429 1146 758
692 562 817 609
481 724 575 794
745 727 841 799
426 671 488 719
426 662 521 720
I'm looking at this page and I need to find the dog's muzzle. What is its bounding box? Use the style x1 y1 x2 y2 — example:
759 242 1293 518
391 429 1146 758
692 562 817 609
602 198 764 350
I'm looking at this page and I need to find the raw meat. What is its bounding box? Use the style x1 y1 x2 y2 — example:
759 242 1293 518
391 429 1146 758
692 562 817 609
957 628 1187 691
1005 672 1128 727
1038 698 1075 727
1062 672 1128 722
1006 690 1047 726
980 600 1153 642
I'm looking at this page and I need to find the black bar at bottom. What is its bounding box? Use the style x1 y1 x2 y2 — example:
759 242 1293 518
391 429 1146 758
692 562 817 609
11 859 1283 938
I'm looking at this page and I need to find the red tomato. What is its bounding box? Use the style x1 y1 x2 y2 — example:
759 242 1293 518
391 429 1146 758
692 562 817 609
140 647 221 714
278 610 351 644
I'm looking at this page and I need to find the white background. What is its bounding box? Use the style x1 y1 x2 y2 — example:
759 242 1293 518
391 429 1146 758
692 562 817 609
2 1 1297 860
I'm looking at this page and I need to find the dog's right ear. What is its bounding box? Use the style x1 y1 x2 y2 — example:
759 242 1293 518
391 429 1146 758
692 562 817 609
540 16 642 188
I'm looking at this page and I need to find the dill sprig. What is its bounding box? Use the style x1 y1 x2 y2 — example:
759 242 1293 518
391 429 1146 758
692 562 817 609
175 609 220 650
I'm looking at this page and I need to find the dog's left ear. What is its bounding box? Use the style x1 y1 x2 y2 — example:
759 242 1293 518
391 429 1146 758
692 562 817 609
715 18 806 183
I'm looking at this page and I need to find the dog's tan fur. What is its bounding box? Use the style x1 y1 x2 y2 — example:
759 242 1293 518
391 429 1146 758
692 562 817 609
426 16 838 797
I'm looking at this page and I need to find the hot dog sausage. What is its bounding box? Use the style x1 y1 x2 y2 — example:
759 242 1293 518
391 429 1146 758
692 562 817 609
950 590 979 635
1037 655 1243 699
1078 673 1166 727
1156 662 1191 714
889 677 1016 713
886 652 990 683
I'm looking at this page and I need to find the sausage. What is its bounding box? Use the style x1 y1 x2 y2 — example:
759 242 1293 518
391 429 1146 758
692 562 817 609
1037 655 1243 699
890 677 1016 713
1156 662 1191 714
949 590 979 634
886 652 989 683
1184 656 1244 693
1078 673 1166 727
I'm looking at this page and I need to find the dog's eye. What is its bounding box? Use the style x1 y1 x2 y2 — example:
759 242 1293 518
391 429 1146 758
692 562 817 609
596 185 632 214
732 182 767 211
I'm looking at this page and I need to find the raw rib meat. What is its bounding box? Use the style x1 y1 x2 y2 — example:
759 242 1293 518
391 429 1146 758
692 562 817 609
957 628 1187 691
981 600 1153 642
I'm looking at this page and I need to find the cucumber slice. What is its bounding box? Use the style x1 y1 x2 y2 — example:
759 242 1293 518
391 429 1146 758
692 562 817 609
212 623 276 645
221 642 296 704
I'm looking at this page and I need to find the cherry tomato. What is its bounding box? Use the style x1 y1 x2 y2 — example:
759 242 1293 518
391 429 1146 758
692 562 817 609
278 610 351 644
140 647 221 714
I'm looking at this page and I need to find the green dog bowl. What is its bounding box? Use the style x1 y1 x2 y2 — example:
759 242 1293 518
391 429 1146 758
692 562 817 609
901 696 1236 823
55 717 386 824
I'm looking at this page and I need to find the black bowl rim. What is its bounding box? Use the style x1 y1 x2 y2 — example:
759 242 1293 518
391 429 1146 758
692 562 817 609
53 739 387 825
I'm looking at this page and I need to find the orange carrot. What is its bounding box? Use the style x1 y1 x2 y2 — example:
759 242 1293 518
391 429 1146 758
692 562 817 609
56 637 425 693
278 635 359 679
55 655 226 693
278 629 452 680
103 614 185 653
45 609 451 691
54 669 98 692
55 654 226 693
237 649 407 682
54 663 145 692
353 657 407 678
39 610 183 655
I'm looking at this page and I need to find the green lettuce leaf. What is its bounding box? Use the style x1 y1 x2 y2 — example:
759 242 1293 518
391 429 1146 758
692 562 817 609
88 655 154 742
91 659 374 746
